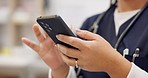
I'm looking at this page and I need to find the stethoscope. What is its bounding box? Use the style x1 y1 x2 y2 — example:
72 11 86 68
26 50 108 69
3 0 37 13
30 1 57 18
76 1 148 77
88 1 148 50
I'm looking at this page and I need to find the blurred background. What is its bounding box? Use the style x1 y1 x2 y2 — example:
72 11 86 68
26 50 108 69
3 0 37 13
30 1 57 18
0 0 110 78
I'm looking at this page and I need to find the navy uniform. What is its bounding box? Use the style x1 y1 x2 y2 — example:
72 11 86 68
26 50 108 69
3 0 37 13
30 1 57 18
76 3 148 78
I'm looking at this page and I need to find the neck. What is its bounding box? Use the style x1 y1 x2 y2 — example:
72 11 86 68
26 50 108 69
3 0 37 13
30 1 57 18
117 0 147 12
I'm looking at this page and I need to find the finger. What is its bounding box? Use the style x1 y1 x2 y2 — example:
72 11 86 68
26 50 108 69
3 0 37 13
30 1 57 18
57 44 81 59
33 24 46 43
44 30 49 38
56 35 85 49
76 29 99 40
38 26 49 38
22 37 40 52
60 52 76 66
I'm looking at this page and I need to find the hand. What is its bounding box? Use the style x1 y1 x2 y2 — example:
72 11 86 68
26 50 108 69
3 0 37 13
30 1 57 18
22 24 69 78
56 29 132 78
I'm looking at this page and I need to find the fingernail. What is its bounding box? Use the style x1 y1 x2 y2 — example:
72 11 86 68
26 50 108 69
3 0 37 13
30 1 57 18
76 29 81 32
56 35 59 39
56 35 61 40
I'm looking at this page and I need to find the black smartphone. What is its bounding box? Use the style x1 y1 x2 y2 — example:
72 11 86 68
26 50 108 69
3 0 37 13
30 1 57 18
36 15 77 49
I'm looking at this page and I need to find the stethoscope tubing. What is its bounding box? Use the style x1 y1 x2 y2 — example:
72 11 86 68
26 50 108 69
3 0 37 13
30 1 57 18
114 2 148 49
89 2 148 50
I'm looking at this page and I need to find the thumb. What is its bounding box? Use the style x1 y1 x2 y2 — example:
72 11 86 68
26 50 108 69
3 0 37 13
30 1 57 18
76 29 99 40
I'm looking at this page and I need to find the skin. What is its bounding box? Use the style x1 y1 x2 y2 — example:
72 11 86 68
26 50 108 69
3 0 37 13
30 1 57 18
22 24 69 78
22 0 147 78
56 29 132 78
117 0 148 12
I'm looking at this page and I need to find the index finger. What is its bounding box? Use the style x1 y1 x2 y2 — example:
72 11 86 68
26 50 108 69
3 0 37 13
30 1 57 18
33 24 46 43
57 34 85 50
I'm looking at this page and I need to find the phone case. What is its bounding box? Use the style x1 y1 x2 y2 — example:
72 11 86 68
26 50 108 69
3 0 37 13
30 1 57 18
36 15 77 48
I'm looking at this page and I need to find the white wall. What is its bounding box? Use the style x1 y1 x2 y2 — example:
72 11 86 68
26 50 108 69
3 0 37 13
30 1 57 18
47 0 110 29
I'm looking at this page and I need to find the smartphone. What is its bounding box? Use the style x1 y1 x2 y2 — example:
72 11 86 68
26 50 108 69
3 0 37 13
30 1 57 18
36 15 77 49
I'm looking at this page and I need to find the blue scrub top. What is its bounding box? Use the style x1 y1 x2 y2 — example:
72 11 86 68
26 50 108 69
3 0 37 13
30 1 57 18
77 4 148 78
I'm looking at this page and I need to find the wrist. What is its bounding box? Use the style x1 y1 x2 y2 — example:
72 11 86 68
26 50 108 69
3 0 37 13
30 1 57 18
105 50 132 78
51 64 69 78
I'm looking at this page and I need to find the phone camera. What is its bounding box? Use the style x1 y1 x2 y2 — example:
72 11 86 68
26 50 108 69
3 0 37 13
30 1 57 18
40 22 44 25
45 23 49 27
46 29 51 33
44 23 52 31
39 22 53 33
44 25 48 29
40 22 48 29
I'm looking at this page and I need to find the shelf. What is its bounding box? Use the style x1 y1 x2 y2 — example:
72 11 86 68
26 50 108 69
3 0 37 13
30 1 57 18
0 1 48 78
0 0 46 48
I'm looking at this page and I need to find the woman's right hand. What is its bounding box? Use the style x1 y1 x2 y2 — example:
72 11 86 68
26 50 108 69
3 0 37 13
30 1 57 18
22 24 69 78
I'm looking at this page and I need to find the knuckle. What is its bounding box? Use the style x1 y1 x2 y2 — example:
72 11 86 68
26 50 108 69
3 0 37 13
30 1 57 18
84 30 90 34
84 44 91 50
82 31 88 37
64 50 70 55
85 30 90 34
36 31 41 36
69 38 75 44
